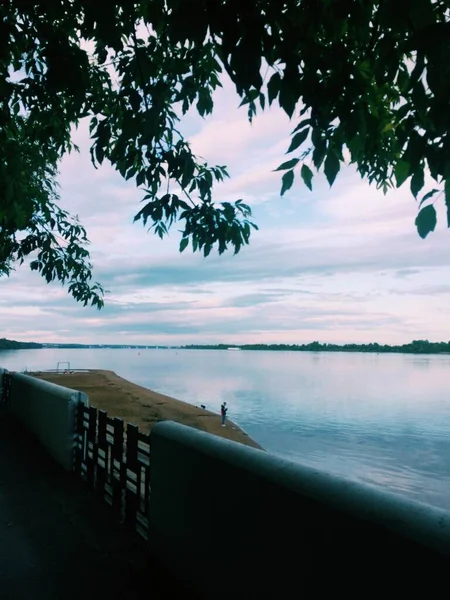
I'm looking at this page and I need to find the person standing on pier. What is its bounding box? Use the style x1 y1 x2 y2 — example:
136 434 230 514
221 402 228 427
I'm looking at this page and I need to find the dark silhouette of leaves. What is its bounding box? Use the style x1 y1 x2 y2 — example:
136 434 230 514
324 152 340 187
415 205 437 239
1 0 449 307
281 170 294 196
301 164 313 191
275 158 300 172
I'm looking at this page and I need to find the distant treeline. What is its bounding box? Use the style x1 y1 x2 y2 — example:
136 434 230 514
183 340 450 355
0 338 43 349
3 338 450 355
40 344 165 349
1 340 164 349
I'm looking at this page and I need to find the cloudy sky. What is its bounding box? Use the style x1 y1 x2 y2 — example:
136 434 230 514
2 77 450 345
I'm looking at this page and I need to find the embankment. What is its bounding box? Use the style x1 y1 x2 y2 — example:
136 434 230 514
34 369 262 449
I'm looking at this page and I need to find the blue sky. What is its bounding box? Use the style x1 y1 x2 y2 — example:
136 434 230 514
2 77 450 345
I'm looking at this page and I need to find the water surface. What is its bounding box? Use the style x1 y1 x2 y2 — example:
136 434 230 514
1 348 449 510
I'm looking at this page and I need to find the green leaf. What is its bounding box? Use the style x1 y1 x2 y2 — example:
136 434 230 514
324 152 340 187
274 158 300 171
259 92 265 111
418 189 439 208
445 179 450 228
279 79 297 118
410 167 424 198
301 164 313 191
311 133 327 169
281 170 294 196
136 170 146 187
239 89 259 106
179 237 189 252
267 72 281 105
395 160 410 187
291 119 311 135
287 129 309 154
415 205 437 239
95 142 104 165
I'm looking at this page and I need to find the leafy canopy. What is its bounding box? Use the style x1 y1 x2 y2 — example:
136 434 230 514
1 0 449 307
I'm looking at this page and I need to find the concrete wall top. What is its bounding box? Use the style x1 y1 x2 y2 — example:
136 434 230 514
9 373 89 471
11 372 89 405
149 420 450 597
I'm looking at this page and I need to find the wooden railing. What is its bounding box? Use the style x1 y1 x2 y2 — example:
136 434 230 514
75 405 151 540
1 371 10 406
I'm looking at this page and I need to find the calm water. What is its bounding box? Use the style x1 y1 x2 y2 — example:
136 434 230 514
1 348 450 510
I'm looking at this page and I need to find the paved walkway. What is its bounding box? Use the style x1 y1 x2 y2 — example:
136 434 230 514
0 414 195 599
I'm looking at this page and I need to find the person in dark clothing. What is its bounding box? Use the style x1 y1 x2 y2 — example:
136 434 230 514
220 402 228 426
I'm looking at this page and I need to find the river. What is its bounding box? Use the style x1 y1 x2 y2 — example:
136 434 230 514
1 348 449 510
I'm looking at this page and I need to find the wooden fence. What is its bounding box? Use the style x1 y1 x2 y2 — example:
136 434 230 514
1 371 11 406
75 404 151 540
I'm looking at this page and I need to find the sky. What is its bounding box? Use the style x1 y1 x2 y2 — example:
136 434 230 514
1 78 450 346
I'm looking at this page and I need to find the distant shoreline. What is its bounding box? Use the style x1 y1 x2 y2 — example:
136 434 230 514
2 336 450 355
4 345 450 356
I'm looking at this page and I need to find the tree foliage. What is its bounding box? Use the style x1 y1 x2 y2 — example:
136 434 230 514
1 0 449 306
0 337 42 349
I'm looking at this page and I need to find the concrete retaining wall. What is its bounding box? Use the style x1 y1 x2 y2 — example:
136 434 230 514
9 373 88 471
149 421 450 597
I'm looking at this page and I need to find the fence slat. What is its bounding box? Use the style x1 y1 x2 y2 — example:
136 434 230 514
98 410 107 449
74 405 87 474
112 418 124 517
125 424 139 527
1 372 11 406
75 405 151 539
97 410 108 495
86 406 98 490
112 417 123 461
